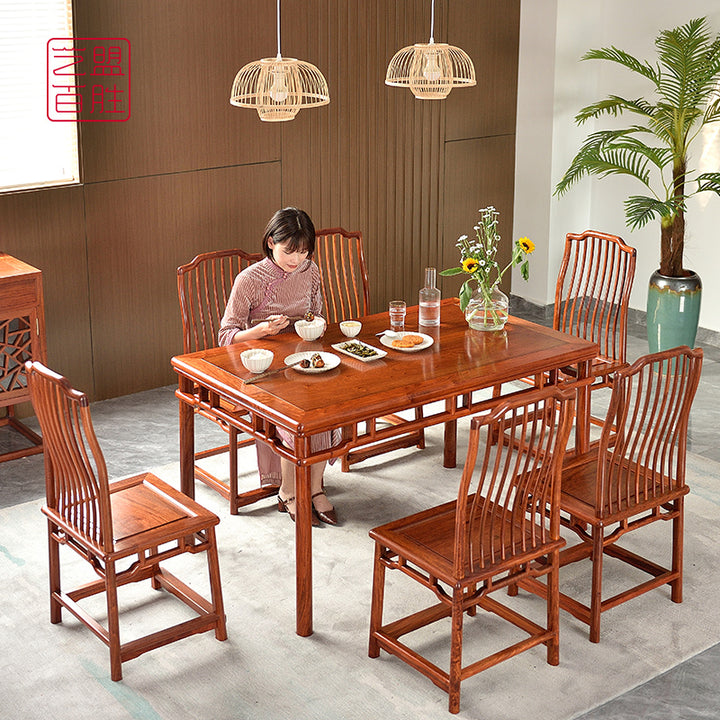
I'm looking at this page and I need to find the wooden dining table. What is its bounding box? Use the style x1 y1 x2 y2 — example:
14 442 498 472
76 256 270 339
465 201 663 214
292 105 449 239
172 298 598 637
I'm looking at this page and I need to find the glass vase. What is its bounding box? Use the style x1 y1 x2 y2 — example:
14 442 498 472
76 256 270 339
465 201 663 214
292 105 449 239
464 286 509 331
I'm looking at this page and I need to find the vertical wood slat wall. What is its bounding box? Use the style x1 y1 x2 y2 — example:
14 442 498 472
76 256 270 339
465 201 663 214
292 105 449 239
0 0 519 402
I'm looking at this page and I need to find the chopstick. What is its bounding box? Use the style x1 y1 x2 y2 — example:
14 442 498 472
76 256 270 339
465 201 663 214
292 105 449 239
243 359 305 384
249 316 304 326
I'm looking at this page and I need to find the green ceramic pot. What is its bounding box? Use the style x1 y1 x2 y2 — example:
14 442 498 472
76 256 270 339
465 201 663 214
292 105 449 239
646 270 702 352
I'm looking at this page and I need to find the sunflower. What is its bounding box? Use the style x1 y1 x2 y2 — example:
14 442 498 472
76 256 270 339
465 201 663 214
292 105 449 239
462 258 480 274
518 237 535 254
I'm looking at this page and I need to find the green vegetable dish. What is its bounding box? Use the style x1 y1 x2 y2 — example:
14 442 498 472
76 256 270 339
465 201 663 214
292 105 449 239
340 342 378 358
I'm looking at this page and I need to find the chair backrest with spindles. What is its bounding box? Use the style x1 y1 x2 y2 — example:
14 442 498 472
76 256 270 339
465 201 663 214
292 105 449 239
177 248 263 353
554 231 636 365
595 345 703 517
26 361 113 553
314 228 370 323
456 385 575 576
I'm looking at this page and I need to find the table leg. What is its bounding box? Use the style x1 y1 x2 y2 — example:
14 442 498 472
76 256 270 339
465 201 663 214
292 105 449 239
444 419 457 468
295 450 313 637
575 359 591 454
178 378 195 498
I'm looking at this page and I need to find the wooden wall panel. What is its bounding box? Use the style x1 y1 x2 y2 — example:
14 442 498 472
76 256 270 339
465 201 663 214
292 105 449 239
0 187 93 394
446 0 521 140
74 0 281 182
441 135 518 301
84 162 280 398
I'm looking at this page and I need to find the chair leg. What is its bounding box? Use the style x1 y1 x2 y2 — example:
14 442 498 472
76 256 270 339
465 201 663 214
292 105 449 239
368 543 386 658
547 550 560 666
228 427 239 515
105 560 123 681
448 592 464 714
47 521 62 624
150 547 162 589
414 407 426 449
589 528 604 643
206 526 228 641
671 497 684 603
466 583 477 616
507 563 520 597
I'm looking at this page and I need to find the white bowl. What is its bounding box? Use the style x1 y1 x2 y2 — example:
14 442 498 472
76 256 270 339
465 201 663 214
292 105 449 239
339 320 362 338
240 348 274 373
294 316 326 341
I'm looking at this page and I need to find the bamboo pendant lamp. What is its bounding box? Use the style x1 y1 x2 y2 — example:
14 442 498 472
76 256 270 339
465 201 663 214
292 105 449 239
230 0 330 122
386 0 476 99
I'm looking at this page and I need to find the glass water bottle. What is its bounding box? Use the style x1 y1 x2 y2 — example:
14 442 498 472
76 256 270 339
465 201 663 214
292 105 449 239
418 267 441 327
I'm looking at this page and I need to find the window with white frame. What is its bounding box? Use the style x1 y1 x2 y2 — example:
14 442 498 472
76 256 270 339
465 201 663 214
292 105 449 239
0 0 79 193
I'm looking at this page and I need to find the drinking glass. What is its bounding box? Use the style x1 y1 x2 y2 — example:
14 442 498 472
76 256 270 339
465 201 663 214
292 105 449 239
389 300 406 332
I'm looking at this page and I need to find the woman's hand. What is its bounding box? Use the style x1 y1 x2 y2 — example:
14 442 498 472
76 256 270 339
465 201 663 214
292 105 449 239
230 315 289 344
260 314 289 335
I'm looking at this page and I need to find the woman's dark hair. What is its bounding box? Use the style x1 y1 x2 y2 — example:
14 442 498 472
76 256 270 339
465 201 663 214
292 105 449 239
262 207 316 261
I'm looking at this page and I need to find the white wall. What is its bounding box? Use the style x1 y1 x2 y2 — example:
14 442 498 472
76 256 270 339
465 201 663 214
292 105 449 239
513 0 720 333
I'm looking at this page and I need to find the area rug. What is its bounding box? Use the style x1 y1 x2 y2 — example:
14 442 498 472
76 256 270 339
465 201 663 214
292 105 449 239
2 425 719 720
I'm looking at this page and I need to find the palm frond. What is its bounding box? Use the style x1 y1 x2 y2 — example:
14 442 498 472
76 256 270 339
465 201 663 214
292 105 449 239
655 18 718 109
696 173 720 196
575 96 655 124
703 97 720 124
625 195 683 229
611 137 673 171
582 46 657 83
555 131 656 196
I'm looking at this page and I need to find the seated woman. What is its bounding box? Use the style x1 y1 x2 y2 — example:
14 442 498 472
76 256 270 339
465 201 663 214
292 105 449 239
219 207 340 526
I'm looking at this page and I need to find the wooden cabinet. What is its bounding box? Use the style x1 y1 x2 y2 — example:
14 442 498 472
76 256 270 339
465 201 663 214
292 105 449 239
0 253 46 462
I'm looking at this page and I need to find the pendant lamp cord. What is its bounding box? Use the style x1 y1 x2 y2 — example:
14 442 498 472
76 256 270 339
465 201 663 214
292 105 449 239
429 0 435 44
276 0 282 59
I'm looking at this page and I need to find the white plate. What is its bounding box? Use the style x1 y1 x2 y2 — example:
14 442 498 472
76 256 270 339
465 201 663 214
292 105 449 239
331 340 387 362
284 351 341 374
379 331 434 353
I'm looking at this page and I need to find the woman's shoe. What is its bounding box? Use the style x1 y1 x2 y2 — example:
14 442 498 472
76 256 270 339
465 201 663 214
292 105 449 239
312 491 338 526
278 494 320 527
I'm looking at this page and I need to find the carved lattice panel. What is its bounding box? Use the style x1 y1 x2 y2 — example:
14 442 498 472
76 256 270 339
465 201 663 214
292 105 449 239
0 315 33 394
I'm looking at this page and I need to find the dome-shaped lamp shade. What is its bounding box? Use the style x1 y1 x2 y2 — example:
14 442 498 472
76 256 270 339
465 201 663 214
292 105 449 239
230 57 330 122
386 42 476 99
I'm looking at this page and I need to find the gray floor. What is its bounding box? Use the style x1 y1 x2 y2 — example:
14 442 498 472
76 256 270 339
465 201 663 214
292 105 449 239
1 315 719 719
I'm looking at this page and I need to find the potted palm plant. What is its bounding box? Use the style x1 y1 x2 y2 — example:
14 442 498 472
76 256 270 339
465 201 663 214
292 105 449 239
555 16 720 351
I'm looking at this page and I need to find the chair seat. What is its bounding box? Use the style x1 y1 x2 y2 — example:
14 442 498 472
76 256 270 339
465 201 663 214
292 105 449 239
371 494 566 588
109 473 219 552
559 357 629 384
560 451 691 523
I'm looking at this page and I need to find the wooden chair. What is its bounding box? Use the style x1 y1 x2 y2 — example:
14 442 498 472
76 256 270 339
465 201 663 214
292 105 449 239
518 346 703 643
177 248 279 513
495 231 636 436
26 361 227 681
313 227 370 324
368 385 575 714
554 230 637 425
315 227 425 471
